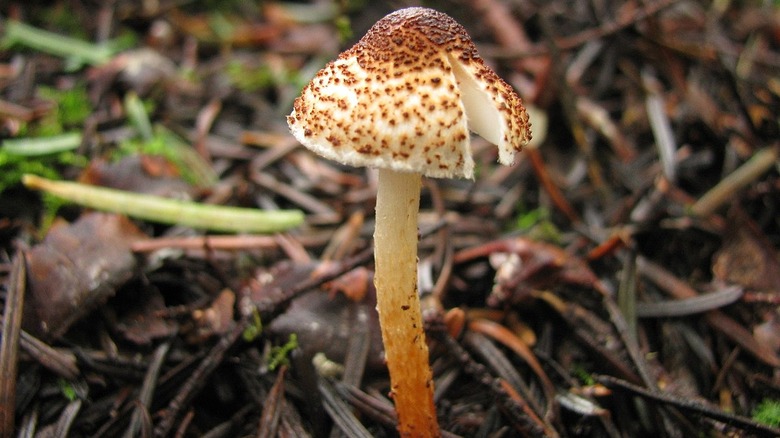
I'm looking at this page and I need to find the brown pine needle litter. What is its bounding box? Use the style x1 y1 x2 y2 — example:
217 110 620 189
1 1 779 437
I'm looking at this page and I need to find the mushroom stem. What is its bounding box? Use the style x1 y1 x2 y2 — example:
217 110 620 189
373 168 440 437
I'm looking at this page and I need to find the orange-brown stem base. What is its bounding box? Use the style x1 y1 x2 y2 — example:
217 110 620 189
374 169 440 438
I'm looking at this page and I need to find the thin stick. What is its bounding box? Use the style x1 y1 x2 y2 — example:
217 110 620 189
0 251 26 438
638 256 780 367
153 318 248 437
373 169 439 437
526 148 580 223
596 374 780 437
690 146 779 217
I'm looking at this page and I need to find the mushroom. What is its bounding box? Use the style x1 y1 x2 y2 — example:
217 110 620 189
287 7 531 437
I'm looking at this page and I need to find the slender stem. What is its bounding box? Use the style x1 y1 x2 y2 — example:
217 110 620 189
373 169 439 437
22 174 304 233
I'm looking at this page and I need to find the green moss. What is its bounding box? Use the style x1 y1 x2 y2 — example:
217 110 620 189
227 60 276 92
268 334 298 371
58 378 79 401
226 59 301 92
115 127 216 188
116 92 216 187
753 399 780 428
571 364 595 386
514 205 561 242
334 15 353 43
242 309 263 342
37 84 92 130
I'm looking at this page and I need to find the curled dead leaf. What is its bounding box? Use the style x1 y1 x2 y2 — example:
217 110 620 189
23 213 147 340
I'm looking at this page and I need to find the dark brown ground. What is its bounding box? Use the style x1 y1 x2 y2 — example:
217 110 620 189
1 1 779 437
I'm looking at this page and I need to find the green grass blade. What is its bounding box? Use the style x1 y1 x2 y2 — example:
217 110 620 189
22 174 304 233
3 21 114 66
2 133 82 156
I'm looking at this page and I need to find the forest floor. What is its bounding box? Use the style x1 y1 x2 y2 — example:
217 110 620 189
1 1 780 437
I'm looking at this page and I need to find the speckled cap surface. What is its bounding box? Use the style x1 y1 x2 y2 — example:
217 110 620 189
287 7 531 179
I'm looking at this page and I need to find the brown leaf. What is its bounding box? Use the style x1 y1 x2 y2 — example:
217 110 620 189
712 209 780 292
110 286 178 345
261 262 384 369
80 155 195 199
269 289 385 370
323 266 371 302
456 237 605 306
23 213 147 340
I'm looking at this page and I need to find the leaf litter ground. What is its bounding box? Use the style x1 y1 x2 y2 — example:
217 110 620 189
1 1 780 436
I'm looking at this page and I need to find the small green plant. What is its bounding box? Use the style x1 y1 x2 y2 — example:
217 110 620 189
242 309 263 342
514 205 561 242
516 206 545 230
0 81 90 192
753 399 780 428
334 15 353 43
268 334 298 371
571 364 596 386
37 84 92 132
226 59 301 93
58 378 79 401
0 134 86 193
0 134 86 231
116 128 217 187
226 60 277 92
116 92 216 187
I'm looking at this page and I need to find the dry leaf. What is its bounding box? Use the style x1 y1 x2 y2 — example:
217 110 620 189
23 213 147 340
712 209 780 292
111 286 178 345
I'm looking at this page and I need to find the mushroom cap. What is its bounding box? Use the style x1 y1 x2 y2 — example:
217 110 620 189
287 7 531 179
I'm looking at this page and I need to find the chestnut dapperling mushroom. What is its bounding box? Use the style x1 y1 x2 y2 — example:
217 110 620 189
287 7 531 437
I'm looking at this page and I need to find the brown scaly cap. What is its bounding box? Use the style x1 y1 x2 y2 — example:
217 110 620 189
287 7 531 179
